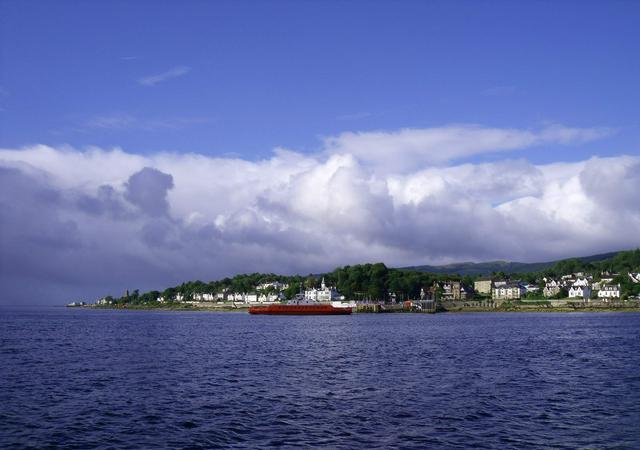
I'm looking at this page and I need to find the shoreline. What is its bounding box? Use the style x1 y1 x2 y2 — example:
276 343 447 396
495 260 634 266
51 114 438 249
77 304 640 314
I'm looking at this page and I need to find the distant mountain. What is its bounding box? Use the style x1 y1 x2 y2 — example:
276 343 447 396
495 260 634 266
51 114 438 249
399 251 620 276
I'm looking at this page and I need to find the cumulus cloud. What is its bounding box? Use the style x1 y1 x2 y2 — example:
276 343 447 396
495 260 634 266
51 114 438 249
324 124 613 172
124 167 174 217
0 124 637 304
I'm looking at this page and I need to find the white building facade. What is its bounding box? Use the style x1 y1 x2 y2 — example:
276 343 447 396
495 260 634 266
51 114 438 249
568 286 590 298
543 279 561 297
598 284 621 299
492 283 525 301
304 278 344 302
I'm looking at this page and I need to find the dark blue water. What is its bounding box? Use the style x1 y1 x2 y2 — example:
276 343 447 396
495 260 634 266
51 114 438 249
2 308 640 449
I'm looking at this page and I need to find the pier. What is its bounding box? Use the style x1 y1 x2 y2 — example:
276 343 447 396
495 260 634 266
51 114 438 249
356 300 437 313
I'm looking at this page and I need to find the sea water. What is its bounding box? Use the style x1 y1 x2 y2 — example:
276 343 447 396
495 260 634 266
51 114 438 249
1 307 640 448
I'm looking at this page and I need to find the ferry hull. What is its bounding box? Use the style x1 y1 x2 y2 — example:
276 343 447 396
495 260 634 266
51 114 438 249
248 304 352 315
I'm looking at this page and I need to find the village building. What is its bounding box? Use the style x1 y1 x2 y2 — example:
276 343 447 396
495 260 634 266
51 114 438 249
474 278 493 295
598 284 621 299
192 293 216 302
304 278 344 302
492 283 525 301
572 278 590 287
568 279 591 299
256 281 289 291
629 273 640 284
440 281 470 301
224 292 281 303
543 279 561 297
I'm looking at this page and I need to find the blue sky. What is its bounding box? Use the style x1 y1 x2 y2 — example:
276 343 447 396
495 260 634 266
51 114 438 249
1 0 638 162
2 1 640 303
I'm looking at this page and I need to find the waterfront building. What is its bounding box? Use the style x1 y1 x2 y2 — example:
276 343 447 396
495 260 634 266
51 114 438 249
568 279 591 299
474 278 493 295
598 284 621 299
229 293 280 303
492 283 524 301
192 293 216 302
543 279 561 297
256 281 289 291
441 281 469 301
304 278 344 302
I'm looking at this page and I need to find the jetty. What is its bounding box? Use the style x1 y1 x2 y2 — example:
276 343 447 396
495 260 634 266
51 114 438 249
356 300 436 313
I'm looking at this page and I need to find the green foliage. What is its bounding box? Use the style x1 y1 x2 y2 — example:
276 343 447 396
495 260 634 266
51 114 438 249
107 249 640 305
550 287 568 300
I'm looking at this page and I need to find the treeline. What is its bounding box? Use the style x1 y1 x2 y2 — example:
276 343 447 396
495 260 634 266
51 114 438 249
103 249 640 304
323 263 463 301
105 263 464 305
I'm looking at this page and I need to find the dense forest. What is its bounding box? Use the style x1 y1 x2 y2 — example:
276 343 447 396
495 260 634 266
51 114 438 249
104 249 640 305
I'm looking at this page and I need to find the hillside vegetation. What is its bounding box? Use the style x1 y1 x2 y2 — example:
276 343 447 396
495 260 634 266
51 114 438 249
401 251 620 276
101 249 640 305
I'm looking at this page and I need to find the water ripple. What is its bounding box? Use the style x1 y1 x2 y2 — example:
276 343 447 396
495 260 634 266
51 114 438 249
1 308 640 448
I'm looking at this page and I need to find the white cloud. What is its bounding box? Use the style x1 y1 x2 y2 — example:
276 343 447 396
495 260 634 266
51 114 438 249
324 124 613 172
0 124 637 304
137 65 191 87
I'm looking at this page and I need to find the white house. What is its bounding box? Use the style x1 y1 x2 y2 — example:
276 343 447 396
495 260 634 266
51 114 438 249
568 279 591 299
304 278 344 302
629 273 640 284
543 279 561 297
228 293 246 302
572 278 590 287
192 293 216 302
257 293 284 303
257 281 289 291
598 284 621 299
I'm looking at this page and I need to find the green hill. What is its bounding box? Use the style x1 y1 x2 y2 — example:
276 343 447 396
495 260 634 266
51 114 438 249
399 251 620 276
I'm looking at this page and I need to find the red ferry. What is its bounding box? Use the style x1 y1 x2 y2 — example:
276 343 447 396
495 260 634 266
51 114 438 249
249 301 353 315
250 279 355 315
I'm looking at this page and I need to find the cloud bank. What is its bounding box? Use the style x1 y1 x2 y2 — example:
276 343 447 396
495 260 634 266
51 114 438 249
1 124 638 304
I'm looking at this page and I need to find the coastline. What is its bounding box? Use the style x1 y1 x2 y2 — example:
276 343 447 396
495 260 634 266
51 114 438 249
78 304 640 314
